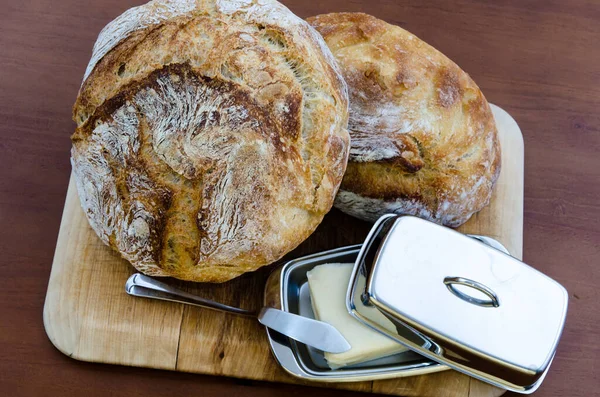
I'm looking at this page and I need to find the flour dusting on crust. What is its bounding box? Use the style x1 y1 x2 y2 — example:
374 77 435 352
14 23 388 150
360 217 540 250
72 0 349 282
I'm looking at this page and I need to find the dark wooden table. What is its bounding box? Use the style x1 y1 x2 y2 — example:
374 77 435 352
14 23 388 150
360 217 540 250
1 0 598 396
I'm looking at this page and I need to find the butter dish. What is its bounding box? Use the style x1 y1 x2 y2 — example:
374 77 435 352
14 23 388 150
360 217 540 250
262 225 516 382
263 214 567 391
347 215 568 393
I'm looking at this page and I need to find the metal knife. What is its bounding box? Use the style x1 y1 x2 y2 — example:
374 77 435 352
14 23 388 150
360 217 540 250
125 273 351 354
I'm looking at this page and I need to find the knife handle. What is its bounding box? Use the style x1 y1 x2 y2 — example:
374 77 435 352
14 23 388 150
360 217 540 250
125 273 257 317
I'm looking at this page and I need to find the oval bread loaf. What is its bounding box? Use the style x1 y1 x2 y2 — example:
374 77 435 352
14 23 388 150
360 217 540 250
71 0 349 282
308 13 501 227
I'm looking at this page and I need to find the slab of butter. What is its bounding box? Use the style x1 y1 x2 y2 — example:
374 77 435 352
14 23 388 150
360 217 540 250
306 263 407 369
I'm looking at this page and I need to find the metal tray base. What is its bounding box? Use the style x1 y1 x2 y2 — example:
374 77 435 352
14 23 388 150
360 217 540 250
265 235 511 383
265 245 445 382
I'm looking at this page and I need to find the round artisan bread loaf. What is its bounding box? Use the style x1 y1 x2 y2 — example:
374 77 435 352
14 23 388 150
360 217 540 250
308 13 500 227
71 0 349 282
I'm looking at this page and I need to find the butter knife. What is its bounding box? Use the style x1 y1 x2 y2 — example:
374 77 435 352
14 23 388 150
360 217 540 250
125 273 351 354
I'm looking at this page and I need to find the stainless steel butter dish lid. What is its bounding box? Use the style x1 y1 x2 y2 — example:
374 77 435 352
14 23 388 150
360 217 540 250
347 214 569 394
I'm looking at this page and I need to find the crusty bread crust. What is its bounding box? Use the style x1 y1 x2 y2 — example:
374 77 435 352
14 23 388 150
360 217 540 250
308 12 500 227
71 0 349 282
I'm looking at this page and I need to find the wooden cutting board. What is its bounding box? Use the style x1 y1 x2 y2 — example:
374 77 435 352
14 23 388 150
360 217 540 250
44 105 523 397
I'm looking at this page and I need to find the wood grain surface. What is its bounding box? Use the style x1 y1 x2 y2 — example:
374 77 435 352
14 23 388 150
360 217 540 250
1 1 598 397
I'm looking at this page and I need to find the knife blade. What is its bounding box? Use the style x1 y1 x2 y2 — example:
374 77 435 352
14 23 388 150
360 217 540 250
258 307 351 354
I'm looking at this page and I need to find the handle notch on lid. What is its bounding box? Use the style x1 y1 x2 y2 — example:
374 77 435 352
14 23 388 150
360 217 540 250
443 276 500 308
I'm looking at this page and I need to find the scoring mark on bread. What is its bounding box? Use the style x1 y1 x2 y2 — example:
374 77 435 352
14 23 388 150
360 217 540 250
83 0 197 83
